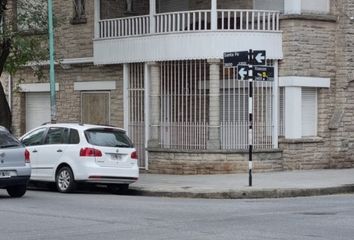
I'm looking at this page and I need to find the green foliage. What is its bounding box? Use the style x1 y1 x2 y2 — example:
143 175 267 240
1 0 51 77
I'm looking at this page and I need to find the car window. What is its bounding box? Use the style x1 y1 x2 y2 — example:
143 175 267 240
0 132 21 148
84 128 133 148
44 127 65 145
21 128 47 146
68 129 80 144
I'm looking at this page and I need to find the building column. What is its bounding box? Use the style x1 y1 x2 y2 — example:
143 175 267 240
284 0 301 14
149 0 156 33
147 62 160 148
207 59 221 149
210 0 218 31
284 87 302 139
94 0 100 38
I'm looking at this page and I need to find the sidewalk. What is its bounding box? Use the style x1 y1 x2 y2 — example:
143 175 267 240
130 168 354 199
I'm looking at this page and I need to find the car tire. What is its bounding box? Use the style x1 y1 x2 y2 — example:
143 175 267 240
56 166 76 193
6 184 27 198
108 184 129 194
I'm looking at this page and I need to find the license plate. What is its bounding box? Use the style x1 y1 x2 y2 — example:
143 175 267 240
0 170 11 178
108 153 122 161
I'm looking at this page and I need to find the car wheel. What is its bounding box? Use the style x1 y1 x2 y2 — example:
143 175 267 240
6 184 27 198
56 166 76 193
108 184 129 194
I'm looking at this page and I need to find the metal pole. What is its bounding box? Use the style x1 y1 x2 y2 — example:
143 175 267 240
48 0 56 123
248 49 254 187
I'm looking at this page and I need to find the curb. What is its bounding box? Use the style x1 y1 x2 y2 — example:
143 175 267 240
129 185 354 199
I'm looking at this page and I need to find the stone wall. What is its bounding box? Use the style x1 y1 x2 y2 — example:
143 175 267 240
148 149 283 174
331 0 354 166
54 0 94 59
11 65 123 137
278 15 337 170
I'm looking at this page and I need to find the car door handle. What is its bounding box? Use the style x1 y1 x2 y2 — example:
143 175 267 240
32 149 38 153
57 149 63 153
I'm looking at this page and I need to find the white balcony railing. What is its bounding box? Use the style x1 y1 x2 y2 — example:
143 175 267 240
99 15 150 38
155 10 211 33
97 9 280 39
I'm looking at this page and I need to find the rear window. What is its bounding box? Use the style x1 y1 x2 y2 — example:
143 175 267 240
0 132 21 148
84 128 133 148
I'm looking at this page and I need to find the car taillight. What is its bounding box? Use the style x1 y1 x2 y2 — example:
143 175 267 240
25 149 30 163
131 150 138 160
80 148 102 157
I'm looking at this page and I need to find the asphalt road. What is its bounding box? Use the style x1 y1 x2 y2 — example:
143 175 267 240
1 189 354 240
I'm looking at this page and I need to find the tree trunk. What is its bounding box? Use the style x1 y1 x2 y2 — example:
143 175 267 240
0 38 12 130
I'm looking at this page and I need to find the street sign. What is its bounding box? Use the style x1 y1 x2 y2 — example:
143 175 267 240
250 50 266 65
254 65 274 81
237 65 274 81
224 50 266 67
237 65 249 80
223 51 248 68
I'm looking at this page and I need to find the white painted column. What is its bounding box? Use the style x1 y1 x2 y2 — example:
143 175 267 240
149 0 156 34
272 61 279 148
207 59 221 149
147 62 160 148
211 0 217 31
284 87 302 139
144 63 150 169
123 64 129 132
94 0 101 38
284 0 301 14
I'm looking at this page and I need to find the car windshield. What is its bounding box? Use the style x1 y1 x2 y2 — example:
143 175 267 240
84 128 133 148
0 132 21 148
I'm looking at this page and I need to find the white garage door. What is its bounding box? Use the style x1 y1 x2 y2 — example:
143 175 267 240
26 93 51 132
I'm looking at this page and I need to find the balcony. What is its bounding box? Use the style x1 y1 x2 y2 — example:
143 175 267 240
93 9 283 65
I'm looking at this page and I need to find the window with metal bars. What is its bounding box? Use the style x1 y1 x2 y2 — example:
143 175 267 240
71 0 86 24
160 60 210 150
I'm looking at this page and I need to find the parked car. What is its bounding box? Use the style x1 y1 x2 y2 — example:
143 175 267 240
19 123 139 193
0 126 31 198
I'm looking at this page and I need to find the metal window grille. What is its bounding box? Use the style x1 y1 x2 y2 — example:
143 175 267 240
221 64 274 150
160 60 209 150
128 63 146 168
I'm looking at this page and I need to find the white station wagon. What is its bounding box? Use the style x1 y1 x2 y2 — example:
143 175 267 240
20 123 139 193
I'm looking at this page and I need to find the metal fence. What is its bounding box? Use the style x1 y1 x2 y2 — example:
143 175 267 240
221 66 274 150
160 60 209 150
128 63 146 168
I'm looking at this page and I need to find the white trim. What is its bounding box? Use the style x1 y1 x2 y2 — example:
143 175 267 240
123 64 129 132
60 57 94 65
279 76 330 88
284 0 301 14
144 63 150 170
74 81 116 91
272 61 279 148
94 0 100 39
94 32 283 64
25 57 94 67
284 87 302 139
19 83 59 92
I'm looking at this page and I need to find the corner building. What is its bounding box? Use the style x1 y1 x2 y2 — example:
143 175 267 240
6 0 354 174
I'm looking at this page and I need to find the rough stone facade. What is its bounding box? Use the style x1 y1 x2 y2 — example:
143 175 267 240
148 149 283 174
11 65 123 137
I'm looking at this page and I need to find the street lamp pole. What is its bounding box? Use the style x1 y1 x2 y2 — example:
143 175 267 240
48 0 56 123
